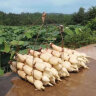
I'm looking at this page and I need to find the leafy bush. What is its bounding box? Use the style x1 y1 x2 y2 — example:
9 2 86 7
87 18 96 30
63 26 95 48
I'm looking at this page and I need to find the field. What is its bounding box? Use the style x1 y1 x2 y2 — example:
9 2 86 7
0 24 96 75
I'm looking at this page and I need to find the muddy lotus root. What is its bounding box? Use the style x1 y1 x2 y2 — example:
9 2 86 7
10 43 89 90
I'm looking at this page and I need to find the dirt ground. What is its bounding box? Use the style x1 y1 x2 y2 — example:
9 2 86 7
0 73 18 96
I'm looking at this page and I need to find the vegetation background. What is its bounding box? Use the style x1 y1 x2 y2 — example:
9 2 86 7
0 7 96 26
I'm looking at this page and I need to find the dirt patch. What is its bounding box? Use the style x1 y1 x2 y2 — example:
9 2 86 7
0 73 18 96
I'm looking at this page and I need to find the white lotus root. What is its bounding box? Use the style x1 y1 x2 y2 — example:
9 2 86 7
52 50 61 58
26 58 33 67
42 75 53 86
49 56 59 65
23 65 33 75
17 62 24 70
34 80 45 90
35 62 46 71
50 43 62 52
10 43 89 90
10 65 17 73
27 75 34 84
33 70 42 80
18 70 26 79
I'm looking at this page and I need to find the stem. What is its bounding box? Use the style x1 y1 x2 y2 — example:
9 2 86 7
60 31 64 48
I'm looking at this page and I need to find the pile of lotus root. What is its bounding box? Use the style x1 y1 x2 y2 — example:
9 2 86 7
10 43 89 90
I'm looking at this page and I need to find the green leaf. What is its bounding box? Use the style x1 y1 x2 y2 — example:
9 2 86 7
0 68 4 76
10 40 18 45
40 45 48 48
75 28 81 34
18 41 24 45
4 42 10 53
25 32 32 39
19 49 28 54
0 37 5 44
23 41 30 46
10 51 15 59
10 40 24 46
0 30 3 36
64 28 74 36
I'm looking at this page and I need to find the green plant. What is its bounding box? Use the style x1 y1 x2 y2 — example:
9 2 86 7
0 68 4 76
87 18 96 30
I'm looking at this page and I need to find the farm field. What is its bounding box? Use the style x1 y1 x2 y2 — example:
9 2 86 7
0 24 96 75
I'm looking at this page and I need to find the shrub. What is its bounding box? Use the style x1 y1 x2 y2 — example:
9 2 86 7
87 18 96 30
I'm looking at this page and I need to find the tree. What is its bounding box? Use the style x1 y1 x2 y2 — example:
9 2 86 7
72 7 85 24
87 6 96 20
